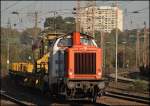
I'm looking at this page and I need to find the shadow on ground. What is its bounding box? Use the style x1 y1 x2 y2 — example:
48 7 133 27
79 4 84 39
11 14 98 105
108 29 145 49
1 75 102 106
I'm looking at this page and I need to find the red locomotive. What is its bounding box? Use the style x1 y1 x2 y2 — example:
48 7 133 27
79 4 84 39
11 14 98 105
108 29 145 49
9 32 106 102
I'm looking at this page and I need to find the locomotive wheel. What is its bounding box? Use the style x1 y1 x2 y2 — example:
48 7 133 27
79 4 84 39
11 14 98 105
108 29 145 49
91 93 97 103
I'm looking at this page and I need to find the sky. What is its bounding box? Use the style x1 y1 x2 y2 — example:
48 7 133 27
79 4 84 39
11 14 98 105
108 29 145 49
1 1 149 31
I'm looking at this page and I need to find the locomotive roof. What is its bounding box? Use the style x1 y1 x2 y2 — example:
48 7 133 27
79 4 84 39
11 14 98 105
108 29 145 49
35 32 94 43
32 32 95 50
56 32 94 39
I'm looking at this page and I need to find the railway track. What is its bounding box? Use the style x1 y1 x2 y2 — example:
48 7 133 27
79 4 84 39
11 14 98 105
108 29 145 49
105 91 150 104
0 90 31 106
1 90 109 106
108 84 149 95
108 72 149 84
1 76 148 106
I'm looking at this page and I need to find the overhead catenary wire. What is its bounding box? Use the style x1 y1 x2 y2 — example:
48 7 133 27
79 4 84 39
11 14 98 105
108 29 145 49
124 6 149 30
10 8 74 30
2 1 149 32
1 1 20 13
15 1 36 12
130 7 149 13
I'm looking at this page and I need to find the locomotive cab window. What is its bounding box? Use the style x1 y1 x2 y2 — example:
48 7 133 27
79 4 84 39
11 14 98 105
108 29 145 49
57 38 72 47
80 38 94 46
57 36 95 47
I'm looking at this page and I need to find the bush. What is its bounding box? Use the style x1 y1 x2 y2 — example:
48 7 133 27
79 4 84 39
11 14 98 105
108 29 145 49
128 79 149 92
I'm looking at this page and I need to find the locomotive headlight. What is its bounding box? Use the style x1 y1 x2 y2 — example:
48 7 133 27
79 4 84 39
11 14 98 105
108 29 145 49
98 82 105 89
98 72 101 76
67 82 75 89
69 71 73 75
97 72 101 77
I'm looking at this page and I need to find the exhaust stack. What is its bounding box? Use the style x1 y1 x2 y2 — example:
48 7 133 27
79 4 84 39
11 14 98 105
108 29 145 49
72 32 81 46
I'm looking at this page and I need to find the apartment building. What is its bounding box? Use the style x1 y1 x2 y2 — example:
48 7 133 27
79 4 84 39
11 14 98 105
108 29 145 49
79 6 123 33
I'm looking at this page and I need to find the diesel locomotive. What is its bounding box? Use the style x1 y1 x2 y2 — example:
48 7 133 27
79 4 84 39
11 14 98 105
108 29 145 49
9 32 106 102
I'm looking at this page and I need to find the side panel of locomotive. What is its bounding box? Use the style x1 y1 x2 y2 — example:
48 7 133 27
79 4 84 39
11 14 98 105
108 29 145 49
48 38 67 85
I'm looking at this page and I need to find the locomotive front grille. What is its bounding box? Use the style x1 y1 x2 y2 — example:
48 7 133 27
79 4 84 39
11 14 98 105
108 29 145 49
74 53 96 74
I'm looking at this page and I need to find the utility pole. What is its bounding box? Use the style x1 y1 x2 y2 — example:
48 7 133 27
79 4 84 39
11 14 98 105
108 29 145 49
101 31 104 68
53 11 57 33
147 27 150 66
105 42 111 73
75 0 80 32
100 16 105 69
32 11 38 63
122 41 126 70
34 11 38 38
136 29 140 68
143 22 147 66
115 1 118 82
7 18 11 72
91 0 96 37
86 0 96 37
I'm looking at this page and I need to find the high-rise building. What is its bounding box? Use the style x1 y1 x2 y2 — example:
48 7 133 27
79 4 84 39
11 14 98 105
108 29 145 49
80 6 123 33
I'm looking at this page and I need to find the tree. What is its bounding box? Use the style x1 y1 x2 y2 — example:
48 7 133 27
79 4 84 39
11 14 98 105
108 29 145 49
1 27 22 70
95 31 101 47
20 31 32 45
20 28 41 45
44 16 75 33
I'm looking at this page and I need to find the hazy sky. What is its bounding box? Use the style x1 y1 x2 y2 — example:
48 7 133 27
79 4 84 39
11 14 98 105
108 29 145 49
1 1 149 31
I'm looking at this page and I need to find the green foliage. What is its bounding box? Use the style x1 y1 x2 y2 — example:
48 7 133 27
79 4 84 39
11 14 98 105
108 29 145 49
128 80 149 92
20 28 41 45
1 27 34 71
1 27 21 70
20 31 32 45
19 47 33 62
1 24 147 73
44 16 75 33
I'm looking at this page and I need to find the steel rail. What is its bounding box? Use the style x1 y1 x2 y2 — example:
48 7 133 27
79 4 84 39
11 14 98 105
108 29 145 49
105 91 150 104
1 92 30 106
107 85 149 95
64 98 110 106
